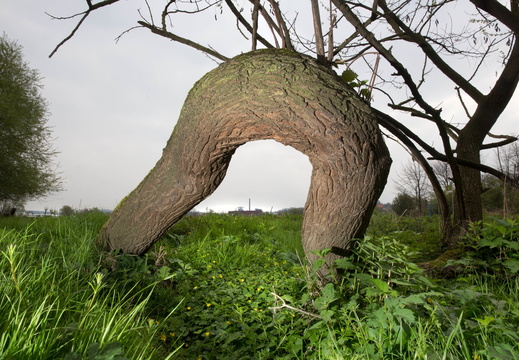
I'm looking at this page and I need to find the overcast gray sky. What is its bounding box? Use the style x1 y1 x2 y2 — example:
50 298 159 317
1 1 517 213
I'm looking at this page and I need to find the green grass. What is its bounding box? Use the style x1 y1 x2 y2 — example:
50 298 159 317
1 212 519 359
0 213 178 360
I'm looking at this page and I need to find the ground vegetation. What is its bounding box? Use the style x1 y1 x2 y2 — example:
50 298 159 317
2 212 518 359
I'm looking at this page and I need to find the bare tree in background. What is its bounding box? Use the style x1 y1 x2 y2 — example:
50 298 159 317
395 160 430 216
432 161 453 195
497 141 519 180
495 141 519 215
49 0 519 248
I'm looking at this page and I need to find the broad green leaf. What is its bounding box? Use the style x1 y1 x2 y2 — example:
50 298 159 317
371 307 389 329
503 259 519 273
312 258 326 273
393 308 416 324
502 240 519 250
333 258 354 269
281 294 294 303
402 294 426 305
341 69 358 83
479 237 504 248
320 309 335 322
321 283 336 302
475 315 495 326
353 273 374 282
371 278 390 293
360 88 371 99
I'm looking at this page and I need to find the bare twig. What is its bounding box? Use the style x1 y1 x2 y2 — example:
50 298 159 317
269 293 322 319
138 21 230 61
48 0 121 57
455 86 472 119
327 0 336 62
366 53 380 101
49 12 89 58
224 0 274 48
469 0 519 34
379 0 484 103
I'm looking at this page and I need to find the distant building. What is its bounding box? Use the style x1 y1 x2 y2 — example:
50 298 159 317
24 210 52 217
376 202 391 213
228 208 264 216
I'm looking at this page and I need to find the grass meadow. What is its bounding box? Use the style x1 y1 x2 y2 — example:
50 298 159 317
1 211 518 359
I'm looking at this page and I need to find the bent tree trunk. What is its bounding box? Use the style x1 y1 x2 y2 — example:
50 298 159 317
99 49 391 264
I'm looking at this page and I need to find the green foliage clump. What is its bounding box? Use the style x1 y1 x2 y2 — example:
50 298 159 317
391 193 416 217
0 34 61 206
446 218 519 276
341 69 372 101
367 212 442 262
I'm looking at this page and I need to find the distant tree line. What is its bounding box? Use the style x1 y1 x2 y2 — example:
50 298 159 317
59 206 109 216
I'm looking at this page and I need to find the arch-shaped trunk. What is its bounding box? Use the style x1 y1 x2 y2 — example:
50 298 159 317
99 49 391 264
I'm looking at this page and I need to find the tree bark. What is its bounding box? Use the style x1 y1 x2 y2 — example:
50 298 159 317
99 49 391 264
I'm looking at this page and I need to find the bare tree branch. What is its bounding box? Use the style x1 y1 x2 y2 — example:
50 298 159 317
461 41 519 144
48 0 121 58
375 109 519 188
481 134 518 149
224 0 275 49
469 0 519 34
137 21 230 61
268 0 294 49
327 0 336 62
252 0 260 50
331 0 468 219
310 0 326 64
376 0 485 103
